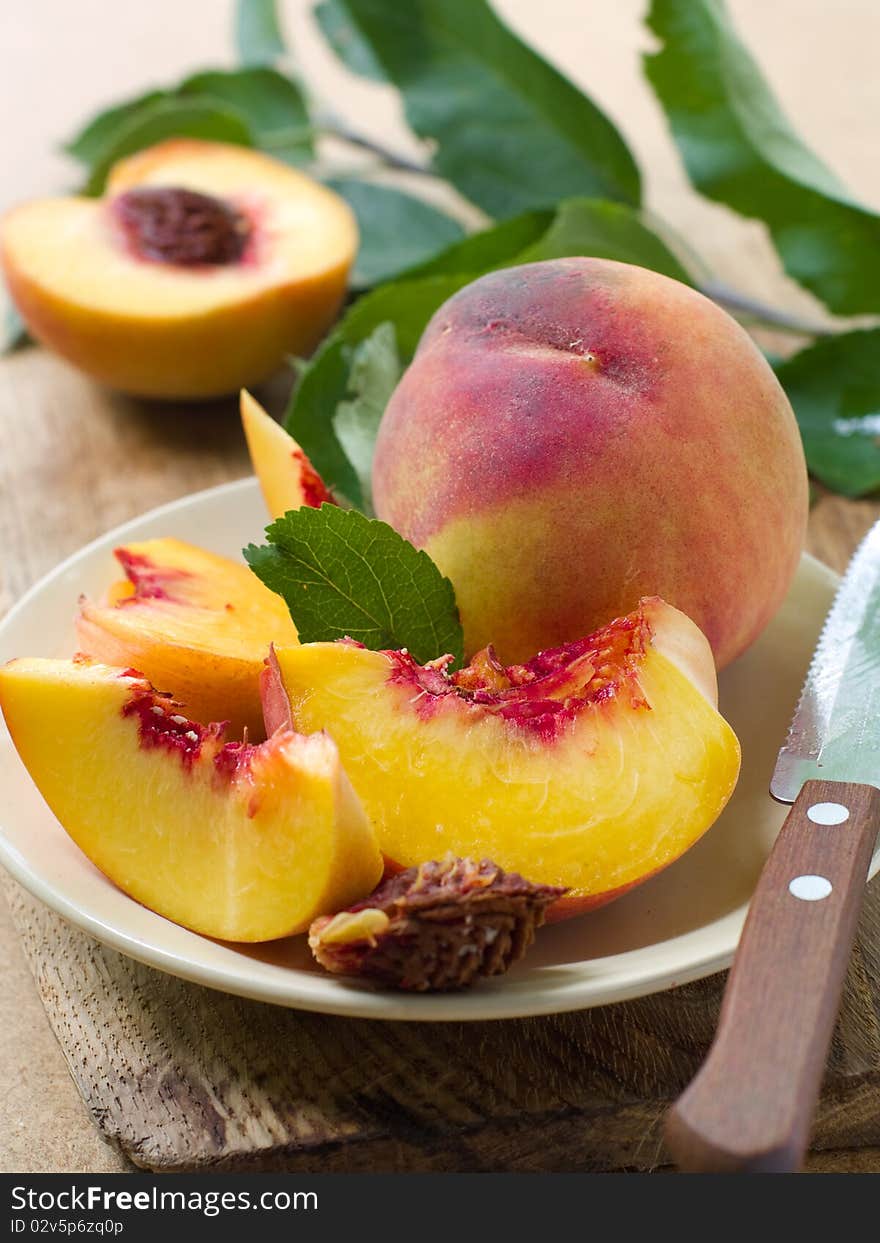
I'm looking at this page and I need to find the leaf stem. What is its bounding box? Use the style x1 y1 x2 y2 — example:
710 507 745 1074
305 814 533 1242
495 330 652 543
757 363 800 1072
698 280 833 338
316 116 429 176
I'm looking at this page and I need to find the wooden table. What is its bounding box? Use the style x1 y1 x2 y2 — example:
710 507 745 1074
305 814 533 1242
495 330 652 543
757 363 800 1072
1 0 878 1173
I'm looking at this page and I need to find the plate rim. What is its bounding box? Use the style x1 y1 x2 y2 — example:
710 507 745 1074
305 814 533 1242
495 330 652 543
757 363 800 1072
0 476 842 1021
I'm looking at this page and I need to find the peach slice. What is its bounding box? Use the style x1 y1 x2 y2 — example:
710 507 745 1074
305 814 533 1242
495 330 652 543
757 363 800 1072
1 139 358 398
76 537 297 738
266 598 741 918
241 389 335 519
0 658 382 941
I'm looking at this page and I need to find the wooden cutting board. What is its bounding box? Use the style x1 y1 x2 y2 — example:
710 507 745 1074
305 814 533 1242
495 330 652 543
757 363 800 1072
5 870 880 1172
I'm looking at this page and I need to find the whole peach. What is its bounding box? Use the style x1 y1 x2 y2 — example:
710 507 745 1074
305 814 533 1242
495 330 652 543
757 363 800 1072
372 258 808 668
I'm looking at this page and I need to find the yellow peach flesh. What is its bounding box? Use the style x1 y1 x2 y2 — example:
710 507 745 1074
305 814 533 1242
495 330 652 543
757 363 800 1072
76 537 298 737
1 140 358 398
269 600 741 914
0 658 382 941
240 389 334 518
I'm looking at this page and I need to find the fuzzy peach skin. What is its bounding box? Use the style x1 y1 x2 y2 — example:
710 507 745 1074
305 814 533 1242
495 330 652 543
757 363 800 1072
0 658 382 941
372 258 808 669
76 537 298 738
1 140 358 399
265 598 741 920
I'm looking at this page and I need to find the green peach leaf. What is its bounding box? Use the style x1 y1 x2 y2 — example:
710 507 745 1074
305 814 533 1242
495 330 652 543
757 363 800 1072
285 273 471 507
84 98 255 195
181 68 313 163
235 0 286 66
332 323 402 511
64 90 169 166
399 210 553 280
245 505 464 665
518 198 693 283
285 337 357 503
318 0 641 215
314 0 386 81
644 0 880 315
1 288 27 355
775 330 880 497
327 179 466 289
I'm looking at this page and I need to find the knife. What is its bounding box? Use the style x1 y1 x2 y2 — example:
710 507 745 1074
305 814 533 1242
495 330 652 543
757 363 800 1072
665 520 880 1173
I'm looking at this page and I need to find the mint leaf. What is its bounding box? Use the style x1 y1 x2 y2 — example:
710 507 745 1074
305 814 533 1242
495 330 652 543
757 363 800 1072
327 178 465 289
181 68 313 164
64 91 168 165
333 323 402 511
84 97 254 194
518 198 692 283
644 0 880 315
319 0 641 215
245 506 463 665
775 330 880 498
235 0 285 65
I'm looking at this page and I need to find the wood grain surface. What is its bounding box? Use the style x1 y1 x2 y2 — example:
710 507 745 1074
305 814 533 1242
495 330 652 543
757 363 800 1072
667 781 880 1172
4 871 880 1173
2 0 879 1174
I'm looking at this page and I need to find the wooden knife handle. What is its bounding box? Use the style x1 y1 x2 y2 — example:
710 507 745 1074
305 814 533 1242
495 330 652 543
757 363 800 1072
665 778 880 1173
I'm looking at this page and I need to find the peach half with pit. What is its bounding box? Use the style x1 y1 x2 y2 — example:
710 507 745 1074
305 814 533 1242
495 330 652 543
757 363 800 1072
0 658 382 941
372 257 808 669
265 597 741 918
1 139 358 398
241 389 336 519
76 537 297 738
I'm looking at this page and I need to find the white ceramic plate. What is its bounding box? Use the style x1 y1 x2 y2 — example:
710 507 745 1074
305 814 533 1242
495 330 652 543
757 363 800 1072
0 478 864 1022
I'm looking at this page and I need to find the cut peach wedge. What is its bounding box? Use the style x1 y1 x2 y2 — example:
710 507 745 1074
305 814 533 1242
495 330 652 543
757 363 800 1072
76 537 297 738
1 139 358 398
241 389 335 519
266 598 741 918
0 658 382 941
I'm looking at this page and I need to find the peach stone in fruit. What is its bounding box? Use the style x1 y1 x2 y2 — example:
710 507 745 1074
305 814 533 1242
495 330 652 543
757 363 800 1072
266 598 741 918
241 389 336 519
0 658 382 942
76 537 297 738
372 257 808 669
1 140 358 398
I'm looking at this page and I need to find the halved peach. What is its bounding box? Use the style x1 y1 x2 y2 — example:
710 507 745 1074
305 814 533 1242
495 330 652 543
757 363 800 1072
1 139 358 398
241 389 335 519
0 658 382 941
266 598 741 918
76 537 297 737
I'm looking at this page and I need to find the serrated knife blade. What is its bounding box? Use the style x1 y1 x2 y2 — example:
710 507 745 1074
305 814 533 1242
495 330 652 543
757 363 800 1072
667 518 880 1172
771 519 880 803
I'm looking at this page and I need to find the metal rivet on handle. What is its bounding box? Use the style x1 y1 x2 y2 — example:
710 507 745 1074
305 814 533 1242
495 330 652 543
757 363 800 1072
807 802 850 825
789 875 833 901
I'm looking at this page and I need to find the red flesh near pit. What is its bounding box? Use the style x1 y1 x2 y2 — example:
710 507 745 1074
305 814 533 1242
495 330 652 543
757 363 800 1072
292 449 337 508
385 606 653 741
119 674 258 779
114 548 190 603
262 603 658 746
